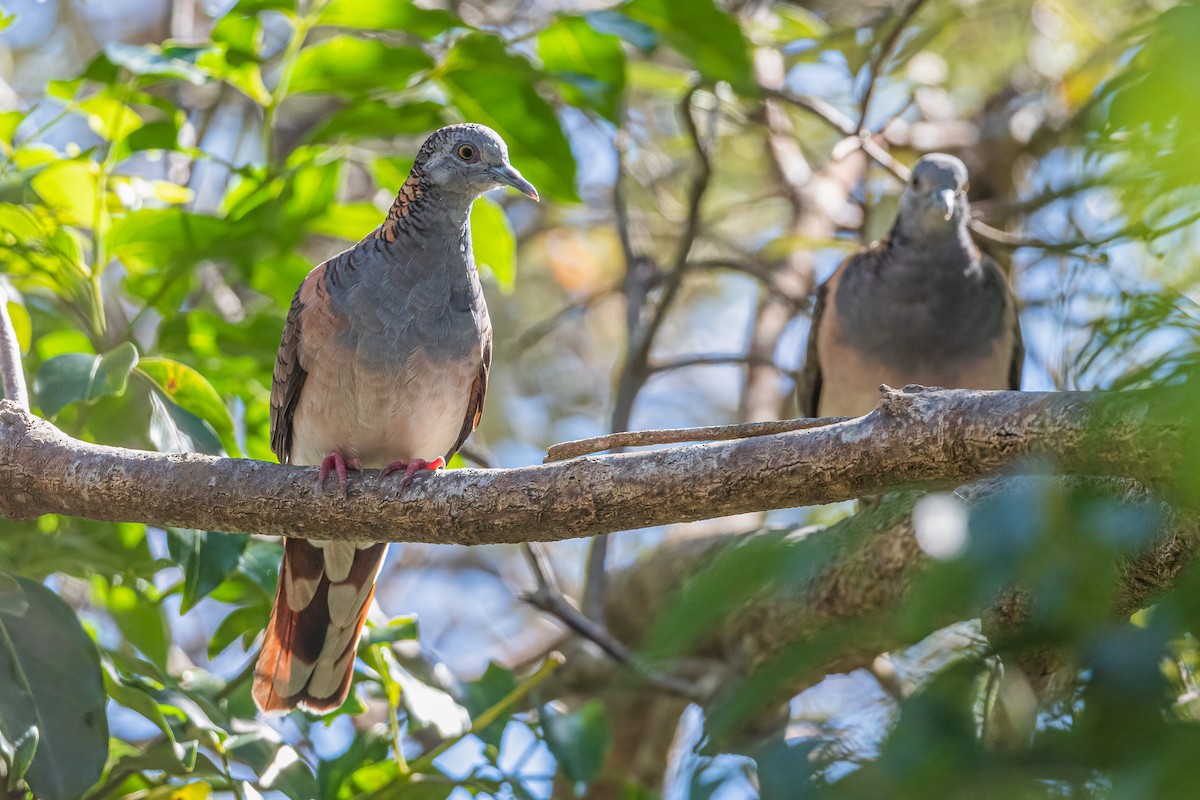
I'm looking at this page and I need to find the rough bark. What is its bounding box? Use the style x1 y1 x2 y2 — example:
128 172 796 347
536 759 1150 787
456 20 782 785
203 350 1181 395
0 386 1185 544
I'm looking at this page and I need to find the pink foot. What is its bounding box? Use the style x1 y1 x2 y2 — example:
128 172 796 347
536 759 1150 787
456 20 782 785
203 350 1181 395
381 456 445 488
317 452 362 498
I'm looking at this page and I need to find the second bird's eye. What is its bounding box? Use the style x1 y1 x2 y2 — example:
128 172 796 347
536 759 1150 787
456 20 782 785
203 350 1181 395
457 144 477 161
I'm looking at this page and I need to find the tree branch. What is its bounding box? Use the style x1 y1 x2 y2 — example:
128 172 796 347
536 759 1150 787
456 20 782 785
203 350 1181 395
0 386 1184 544
0 299 29 412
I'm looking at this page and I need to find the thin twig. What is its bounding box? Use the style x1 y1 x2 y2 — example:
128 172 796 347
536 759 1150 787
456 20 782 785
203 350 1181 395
507 287 617 355
544 415 851 463
857 0 932 133
521 543 706 701
585 84 717 621
0 297 29 412
647 352 801 382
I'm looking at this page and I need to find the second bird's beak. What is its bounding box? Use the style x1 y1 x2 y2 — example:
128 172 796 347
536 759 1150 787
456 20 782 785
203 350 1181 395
933 189 955 221
492 164 539 202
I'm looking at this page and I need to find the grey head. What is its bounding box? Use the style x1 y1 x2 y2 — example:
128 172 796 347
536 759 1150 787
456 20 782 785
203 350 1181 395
413 123 539 208
894 153 970 241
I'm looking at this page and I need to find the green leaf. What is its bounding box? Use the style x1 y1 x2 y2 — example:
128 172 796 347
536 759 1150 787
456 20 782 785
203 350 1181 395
316 725 391 798
309 202 383 241
125 118 183 152
538 15 626 122
108 208 230 271
4 301 29 354
0 576 108 800
38 354 104 414
137 357 240 456
470 196 516 291
166 528 250 613
104 42 213 85
93 578 169 668
360 614 419 648
0 109 25 153
307 101 446 144
208 605 266 658
77 91 144 143
586 10 657 51
386 653 470 738
8 726 37 784
102 664 197 773
315 0 458 39
225 723 318 800
30 160 100 226
33 342 139 417
462 662 517 748
147 389 224 455
0 574 27 616
620 0 756 95
439 34 577 202
541 700 612 790
287 37 433 97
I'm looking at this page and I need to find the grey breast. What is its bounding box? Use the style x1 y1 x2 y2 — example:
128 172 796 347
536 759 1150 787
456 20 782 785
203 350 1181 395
329 224 486 371
834 242 1008 373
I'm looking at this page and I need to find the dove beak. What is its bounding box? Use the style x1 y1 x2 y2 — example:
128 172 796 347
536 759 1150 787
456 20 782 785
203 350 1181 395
933 189 955 221
492 164 539 202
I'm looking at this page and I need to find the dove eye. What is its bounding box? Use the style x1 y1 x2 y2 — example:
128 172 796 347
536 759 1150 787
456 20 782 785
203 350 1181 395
456 143 478 162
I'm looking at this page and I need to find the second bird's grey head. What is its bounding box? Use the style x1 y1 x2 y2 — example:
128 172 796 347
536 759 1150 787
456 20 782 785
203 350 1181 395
414 123 539 205
897 153 970 238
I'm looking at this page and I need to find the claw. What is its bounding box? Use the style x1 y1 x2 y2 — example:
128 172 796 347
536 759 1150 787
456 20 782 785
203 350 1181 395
317 452 362 498
381 456 445 488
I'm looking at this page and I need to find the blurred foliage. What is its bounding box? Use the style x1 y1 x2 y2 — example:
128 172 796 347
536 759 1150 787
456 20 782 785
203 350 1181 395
2 0 1200 797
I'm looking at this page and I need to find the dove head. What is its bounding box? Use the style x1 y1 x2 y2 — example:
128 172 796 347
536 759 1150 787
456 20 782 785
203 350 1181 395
413 124 539 208
896 153 970 240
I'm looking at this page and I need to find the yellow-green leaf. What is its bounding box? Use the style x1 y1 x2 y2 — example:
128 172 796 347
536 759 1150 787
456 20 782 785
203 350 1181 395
30 161 100 226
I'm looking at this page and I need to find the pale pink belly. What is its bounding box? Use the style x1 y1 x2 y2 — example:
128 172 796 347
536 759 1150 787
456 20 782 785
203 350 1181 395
289 352 476 468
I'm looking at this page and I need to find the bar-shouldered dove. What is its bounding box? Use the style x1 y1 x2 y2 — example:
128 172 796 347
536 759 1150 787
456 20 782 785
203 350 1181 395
798 154 1023 418
253 124 538 713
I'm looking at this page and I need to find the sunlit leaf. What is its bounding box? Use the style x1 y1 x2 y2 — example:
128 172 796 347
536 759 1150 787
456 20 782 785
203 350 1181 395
308 201 382 240
30 160 100 226
225 724 318 800
307 101 446 144
316 0 458 38
0 109 25 153
4 301 30 353
620 0 755 94
538 15 626 122
78 92 144 143
287 37 432 97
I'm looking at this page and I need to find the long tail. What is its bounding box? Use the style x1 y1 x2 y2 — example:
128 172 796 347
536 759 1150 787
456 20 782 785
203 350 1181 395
253 539 388 713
